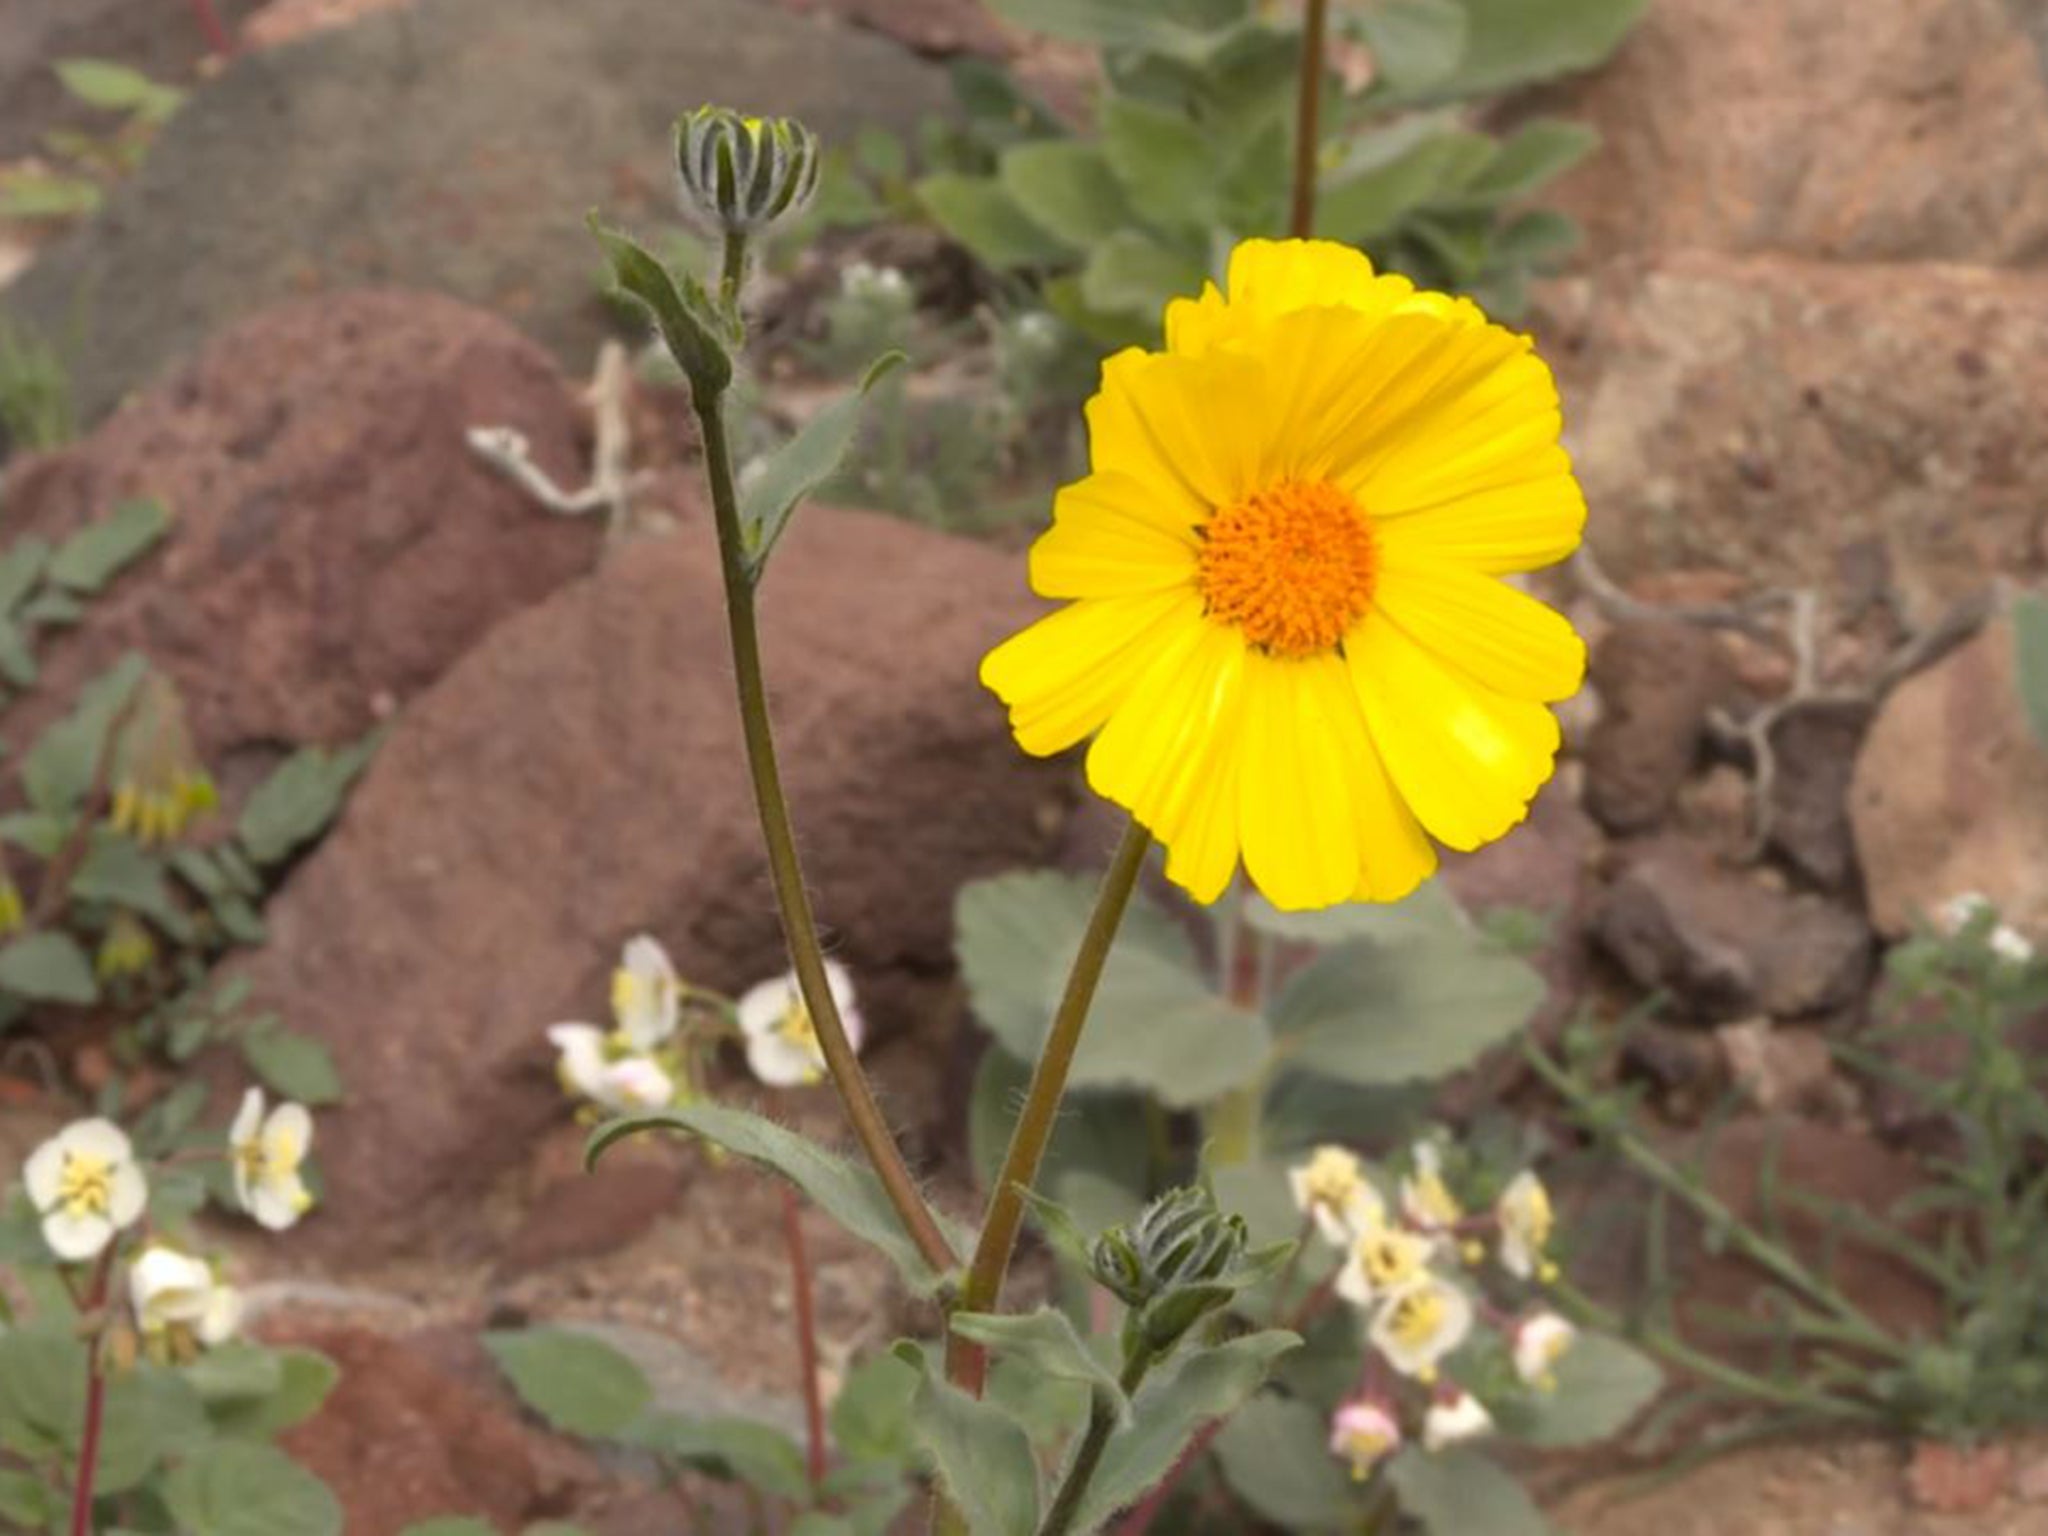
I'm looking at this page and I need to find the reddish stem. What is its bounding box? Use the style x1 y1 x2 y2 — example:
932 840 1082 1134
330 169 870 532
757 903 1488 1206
780 1185 828 1490
184 0 236 57
67 1250 116 1536
1284 1270 1339 1334
1117 1419 1226 1535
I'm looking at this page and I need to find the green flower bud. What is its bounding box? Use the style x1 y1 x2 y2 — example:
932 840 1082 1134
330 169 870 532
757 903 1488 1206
676 106 821 236
1089 1186 1248 1313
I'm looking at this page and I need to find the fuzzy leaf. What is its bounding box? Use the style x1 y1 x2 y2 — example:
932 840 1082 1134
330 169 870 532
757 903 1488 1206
484 1328 652 1440
21 652 146 815
1101 96 1216 231
162 1442 341 1536
1440 0 1649 97
0 932 96 1004
999 142 1131 250
950 1308 1126 1419
1352 0 1468 91
1212 1393 1358 1530
1316 128 1492 241
236 733 379 867
902 1350 1041 1536
0 539 51 615
625 1411 810 1500
1462 121 1599 202
1506 1333 1662 1447
588 213 733 394
918 175 1070 269
207 1349 341 1438
589 1102 962 1292
1386 1445 1551 1535
46 498 172 594
739 352 905 580
240 1027 343 1106
1078 232 1205 322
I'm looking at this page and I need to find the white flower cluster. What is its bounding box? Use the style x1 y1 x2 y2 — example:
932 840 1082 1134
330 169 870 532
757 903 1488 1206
17 1088 319 1359
1289 1141 1575 1480
547 933 865 1113
1936 892 2035 965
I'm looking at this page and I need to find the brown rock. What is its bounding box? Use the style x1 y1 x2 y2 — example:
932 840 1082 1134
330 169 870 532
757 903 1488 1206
1594 835 1872 1021
1541 0 2048 263
1909 1441 2015 1515
1763 701 1873 892
1582 620 1730 834
1714 1019 1852 1119
229 507 1061 1267
771 0 1009 56
1851 609 2048 938
494 1130 686 1278
1549 254 2048 605
271 1324 592 1536
0 290 595 768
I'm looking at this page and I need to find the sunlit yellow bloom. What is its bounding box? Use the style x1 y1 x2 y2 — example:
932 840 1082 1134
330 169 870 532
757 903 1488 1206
982 239 1585 910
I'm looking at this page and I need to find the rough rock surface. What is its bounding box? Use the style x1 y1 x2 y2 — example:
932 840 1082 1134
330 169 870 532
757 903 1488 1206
1581 619 1730 835
3 0 955 422
1762 699 1873 892
1541 0 2048 264
0 290 595 773
772 0 1010 56
1851 609 2048 939
1594 835 1872 1022
227 506 1062 1266
1548 253 2048 604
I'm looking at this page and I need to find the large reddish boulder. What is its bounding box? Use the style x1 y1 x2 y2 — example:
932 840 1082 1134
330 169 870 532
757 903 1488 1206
0 289 597 771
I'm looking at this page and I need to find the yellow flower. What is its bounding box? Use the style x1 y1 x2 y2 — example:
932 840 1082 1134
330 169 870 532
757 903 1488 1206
980 239 1586 911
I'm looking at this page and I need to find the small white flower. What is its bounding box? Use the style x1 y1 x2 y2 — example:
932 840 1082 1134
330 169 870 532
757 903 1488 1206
1288 1145 1386 1247
1936 892 2035 963
1423 1390 1493 1451
230 1088 315 1232
1400 1141 1463 1234
1514 1313 1577 1390
1496 1170 1556 1282
548 1022 610 1101
737 961 862 1087
1369 1276 1473 1382
595 1055 676 1113
23 1118 148 1261
610 934 681 1051
1335 1219 1436 1309
129 1244 238 1346
1327 1399 1401 1480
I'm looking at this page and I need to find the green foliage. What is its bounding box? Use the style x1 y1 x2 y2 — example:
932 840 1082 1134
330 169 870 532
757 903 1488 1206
1385 1445 1551 1535
904 1356 1043 1536
738 352 906 580
0 317 78 452
483 1328 653 1439
236 733 381 868
162 1442 343 1536
916 0 1641 333
1211 1393 1356 1530
587 214 733 395
0 58 185 225
238 1023 344 1106
2013 593 2048 748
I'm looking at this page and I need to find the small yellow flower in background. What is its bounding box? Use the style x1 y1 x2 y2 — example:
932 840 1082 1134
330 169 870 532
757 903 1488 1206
1288 1144 1385 1246
1513 1312 1576 1390
229 1088 315 1231
1496 1169 1557 1281
96 912 157 980
1399 1142 1463 1234
1335 1219 1434 1308
1369 1274 1473 1381
610 934 682 1051
1327 1399 1401 1480
130 1244 241 1354
981 238 1586 911
110 674 216 846
0 872 23 937
23 1118 148 1261
1422 1388 1494 1450
737 960 862 1087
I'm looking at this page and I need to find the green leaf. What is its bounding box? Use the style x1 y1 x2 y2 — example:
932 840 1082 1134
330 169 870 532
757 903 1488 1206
162 1442 342 1536
484 1328 652 1440
240 1027 343 1106
0 621 34 689
977 0 1221 58
21 587 86 628
208 1349 339 1438
1101 96 1216 232
96 1366 209 1494
1490 209 1583 270
998 143 1131 251
0 932 97 1004
72 832 191 936
53 59 183 120
1385 1445 1551 1535
523 1526 594 1536
1070 1330 1301 1530
1316 128 1492 242
46 498 172 594
183 1343 285 1406
0 539 52 615
624 1410 810 1499
1462 121 1599 203
399 1521 498 1536
1440 0 1649 97
588 1102 963 1292
950 1308 1126 1419
1079 232 1205 322
1506 1333 1662 1447
738 352 906 580
967 1047 1150 1212
903 1351 1041 1536
918 175 1070 270
0 170 102 220
21 652 146 815
587 213 733 394
2014 594 2048 748
0 1469 50 1527
1212 1393 1358 1531
955 871 1270 1108
236 734 379 867
1352 0 1468 92
829 1351 921 1466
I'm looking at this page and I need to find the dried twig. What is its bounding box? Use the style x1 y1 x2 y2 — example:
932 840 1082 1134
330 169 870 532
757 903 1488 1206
466 341 651 539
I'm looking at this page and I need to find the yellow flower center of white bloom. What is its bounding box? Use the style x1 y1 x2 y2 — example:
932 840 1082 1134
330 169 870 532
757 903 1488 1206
1387 1287 1449 1351
1301 1147 1361 1209
1359 1228 1428 1291
1335 1424 1394 1480
236 1130 302 1187
1197 480 1377 658
774 996 820 1054
1408 1170 1461 1228
58 1152 115 1217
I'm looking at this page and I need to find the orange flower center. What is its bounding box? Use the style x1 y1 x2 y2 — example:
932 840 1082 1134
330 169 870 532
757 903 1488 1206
1196 480 1377 658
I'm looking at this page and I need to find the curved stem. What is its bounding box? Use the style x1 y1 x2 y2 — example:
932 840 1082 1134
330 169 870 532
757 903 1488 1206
946 819 1153 1394
780 1186 828 1491
1288 0 1331 239
1041 1353 1155 1536
695 390 957 1277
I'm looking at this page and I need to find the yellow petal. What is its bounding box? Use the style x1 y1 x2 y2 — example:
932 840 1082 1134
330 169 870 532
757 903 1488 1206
1090 347 1271 510
1029 471 1201 599
1373 461 1586 574
1164 240 1420 357
1358 351 1562 512
1374 559 1586 702
981 590 1203 756
1347 610 1561 851
1236 653 1362 910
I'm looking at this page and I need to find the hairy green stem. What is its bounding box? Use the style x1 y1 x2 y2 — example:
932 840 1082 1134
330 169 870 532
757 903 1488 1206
946 820 1153 1397
695 390 957 1277
1040 1353 1155 1536
1288 0 1330 239
719 231 748 314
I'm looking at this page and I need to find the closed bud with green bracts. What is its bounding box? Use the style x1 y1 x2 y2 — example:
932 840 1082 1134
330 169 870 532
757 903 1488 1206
676 106 821 236
1089 1185 1251 1355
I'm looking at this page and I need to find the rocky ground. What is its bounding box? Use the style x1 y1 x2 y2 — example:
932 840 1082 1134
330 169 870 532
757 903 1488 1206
2 0 2048 1530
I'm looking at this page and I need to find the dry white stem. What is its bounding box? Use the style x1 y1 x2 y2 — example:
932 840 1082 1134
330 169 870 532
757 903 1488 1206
466 340 648 538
